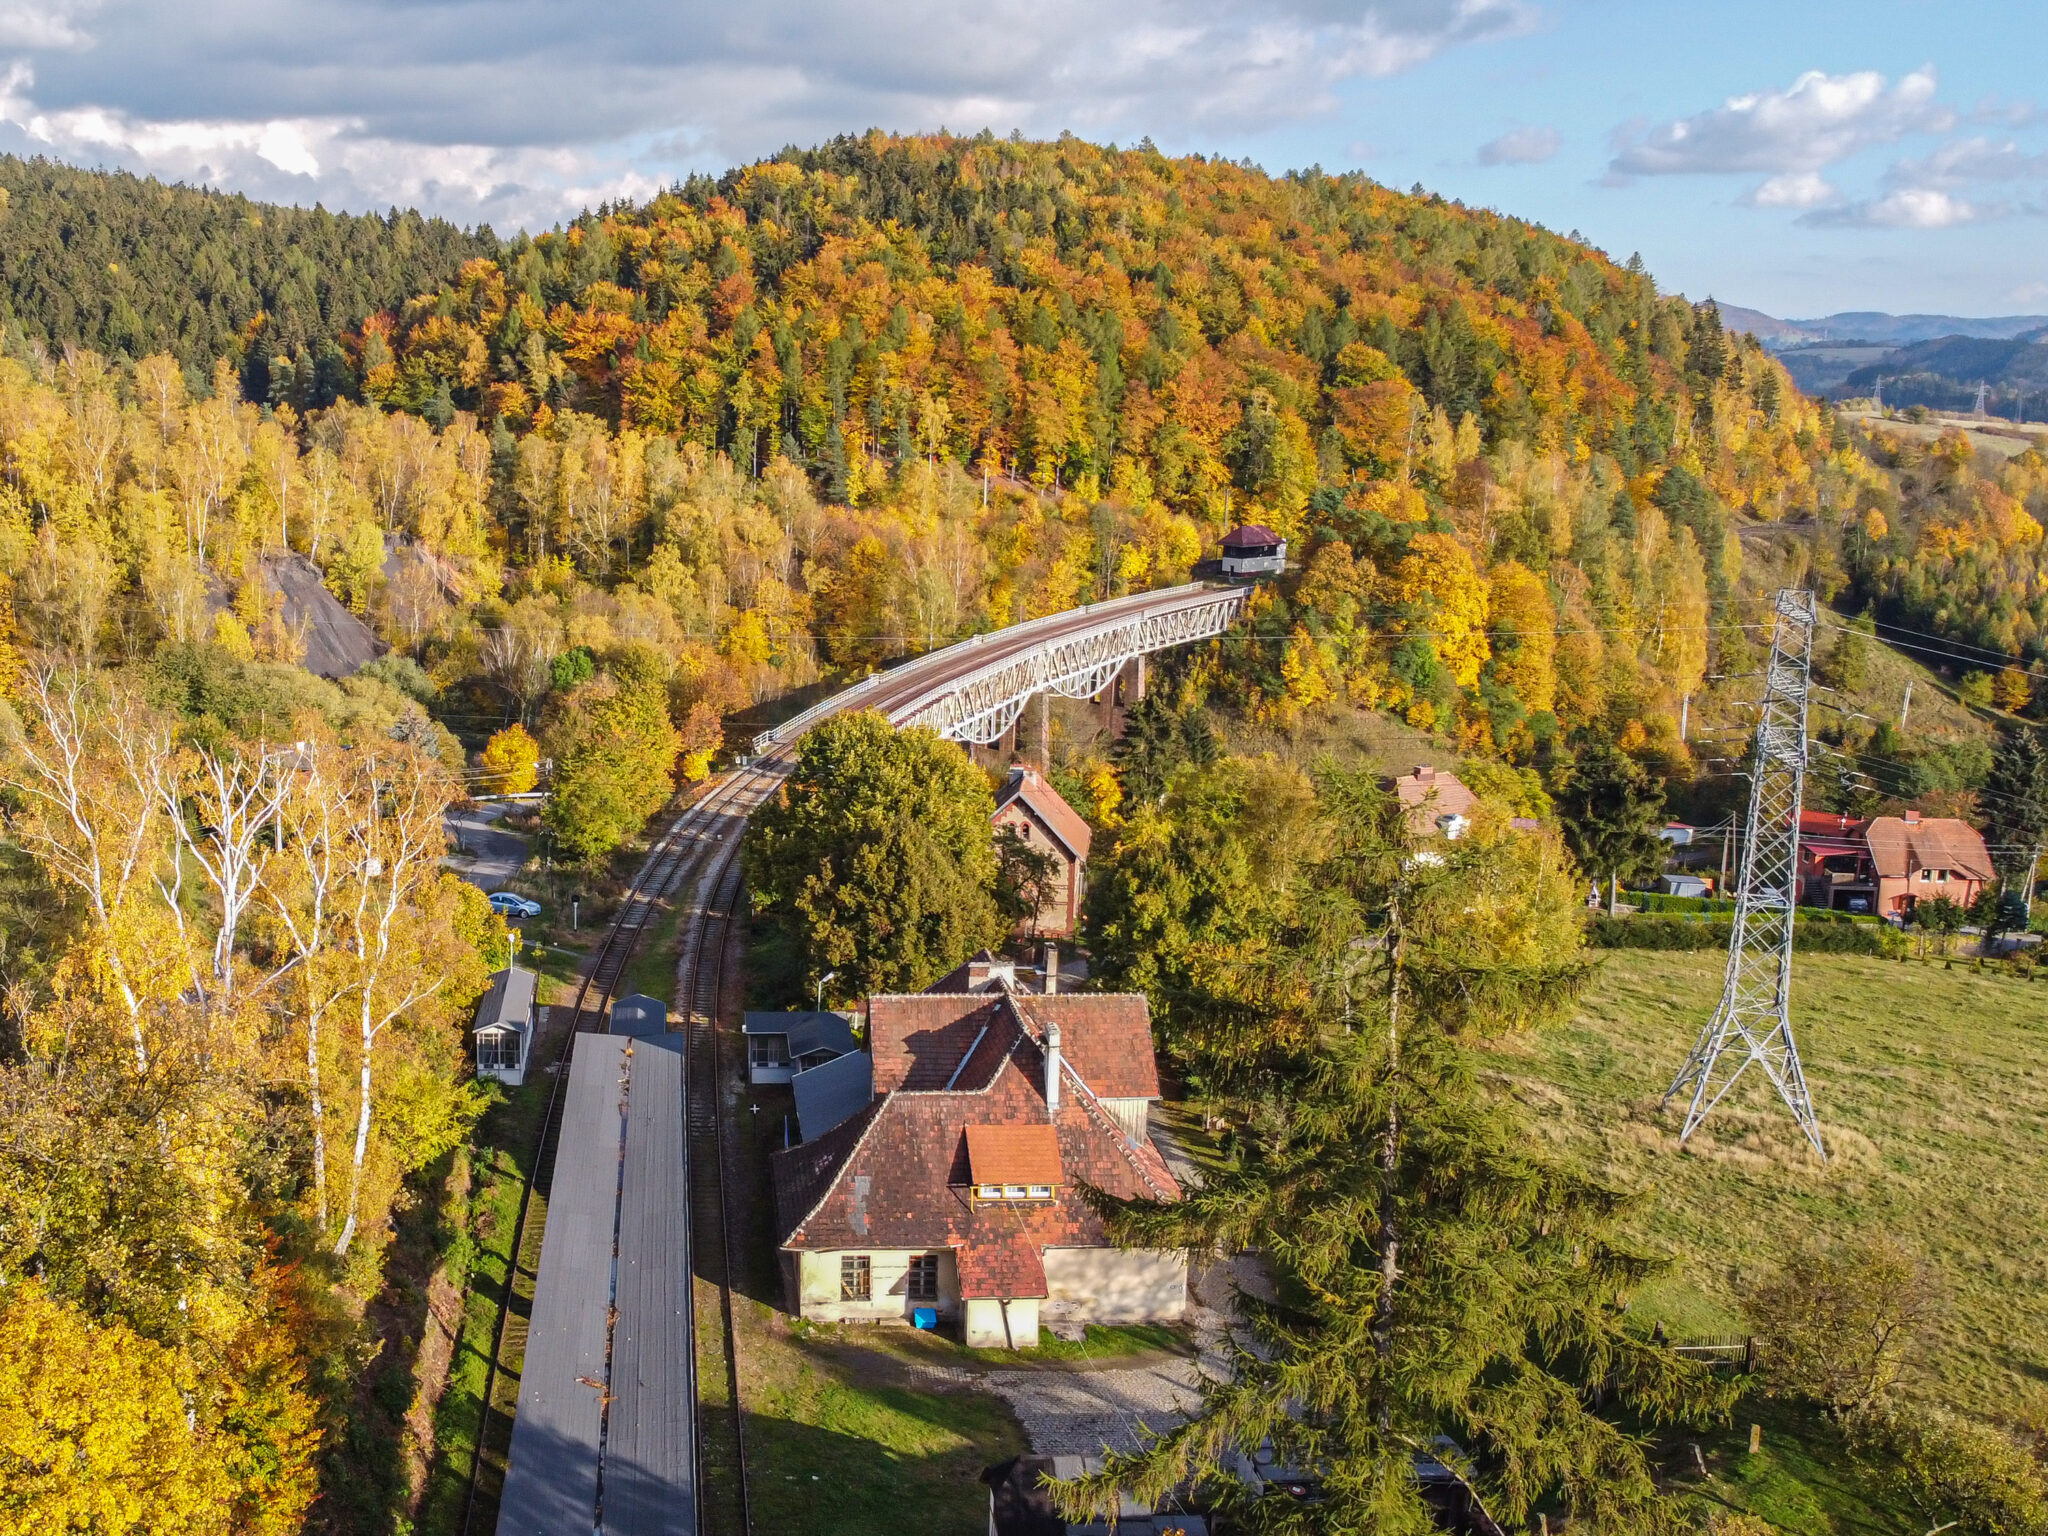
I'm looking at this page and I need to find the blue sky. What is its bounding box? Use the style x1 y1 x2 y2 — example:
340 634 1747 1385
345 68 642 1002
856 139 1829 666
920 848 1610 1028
0 0 2039 316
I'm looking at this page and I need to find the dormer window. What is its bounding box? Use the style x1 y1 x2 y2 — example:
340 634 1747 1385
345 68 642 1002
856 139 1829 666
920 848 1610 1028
965 1124 1063 1205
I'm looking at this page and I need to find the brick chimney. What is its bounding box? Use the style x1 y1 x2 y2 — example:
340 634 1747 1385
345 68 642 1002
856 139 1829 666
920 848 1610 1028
1041 939 1059 995
1044 1022 1061 1114
1904 808 1922 825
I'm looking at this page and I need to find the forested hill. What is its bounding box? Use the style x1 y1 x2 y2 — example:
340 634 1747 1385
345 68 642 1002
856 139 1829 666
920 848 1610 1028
0 155 493 388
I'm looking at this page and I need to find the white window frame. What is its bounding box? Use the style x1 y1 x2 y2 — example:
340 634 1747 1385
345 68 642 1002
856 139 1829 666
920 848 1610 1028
907 1254 939 1301
749 1033 790 1069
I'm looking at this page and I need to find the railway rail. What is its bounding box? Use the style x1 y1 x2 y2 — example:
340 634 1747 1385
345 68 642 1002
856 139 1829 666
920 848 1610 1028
459 766 774 1536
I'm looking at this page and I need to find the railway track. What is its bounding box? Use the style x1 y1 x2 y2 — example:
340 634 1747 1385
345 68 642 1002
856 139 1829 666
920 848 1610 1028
678 790 762 1536
459 767 772 1536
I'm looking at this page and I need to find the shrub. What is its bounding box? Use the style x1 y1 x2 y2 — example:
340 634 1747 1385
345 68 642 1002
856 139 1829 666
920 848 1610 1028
1850 1404 2048 1536
1586 916 1904 955
1748 1236 1937 1413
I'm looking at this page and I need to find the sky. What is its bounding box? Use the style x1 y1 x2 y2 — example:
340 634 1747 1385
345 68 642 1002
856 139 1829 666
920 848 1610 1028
0 0 2041 317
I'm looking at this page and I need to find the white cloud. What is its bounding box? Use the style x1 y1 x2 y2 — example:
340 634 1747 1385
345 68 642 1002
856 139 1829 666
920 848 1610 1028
0 0 93 49
1609 66 1951 179
2009 281 2048 305
0 0 1539 228
1808 187 1984 229
1887 136 2048 188
1477 125 1558 165
1746 171 1839 208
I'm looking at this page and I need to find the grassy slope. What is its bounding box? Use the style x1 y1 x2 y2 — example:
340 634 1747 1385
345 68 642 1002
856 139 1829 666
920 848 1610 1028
1498 948 2048 1421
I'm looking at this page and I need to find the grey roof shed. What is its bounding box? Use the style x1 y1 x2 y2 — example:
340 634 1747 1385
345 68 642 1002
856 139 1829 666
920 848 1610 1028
742 1010 856 1061
610 993 670 1037
473 967 537 1039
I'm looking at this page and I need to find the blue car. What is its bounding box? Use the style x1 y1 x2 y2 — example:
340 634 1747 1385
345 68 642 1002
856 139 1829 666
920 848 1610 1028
488 891 542 919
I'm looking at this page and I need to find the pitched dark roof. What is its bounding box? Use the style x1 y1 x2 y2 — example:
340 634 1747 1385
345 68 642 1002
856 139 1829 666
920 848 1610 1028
609 993 669 1037
473 966 536 1035
993 767 1093 861
792 1050 875 1143
959 1237 1049 1300
743 1010 856 1059
1222 523 1283 550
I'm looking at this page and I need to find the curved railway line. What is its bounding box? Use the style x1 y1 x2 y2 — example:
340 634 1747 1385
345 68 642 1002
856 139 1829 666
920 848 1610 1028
459 763 782 1536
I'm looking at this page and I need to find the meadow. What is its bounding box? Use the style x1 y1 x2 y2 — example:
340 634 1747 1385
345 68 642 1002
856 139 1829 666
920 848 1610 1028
1502 948 2048 1424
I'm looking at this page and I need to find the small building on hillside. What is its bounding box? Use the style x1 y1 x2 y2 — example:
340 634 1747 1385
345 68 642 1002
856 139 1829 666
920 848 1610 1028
991 766 1092 937
743 1010 859 1085
472 966 536 1086
1388 765 1478 840
769 979 1185 1348
1220 523 1287 577
1657 874 1713 898
1796 808 1994 917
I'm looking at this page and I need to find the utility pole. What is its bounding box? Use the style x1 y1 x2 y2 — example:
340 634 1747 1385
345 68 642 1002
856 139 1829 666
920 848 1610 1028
1900 680 1913 732
1680 692 1691 741
1666 588 1827 1159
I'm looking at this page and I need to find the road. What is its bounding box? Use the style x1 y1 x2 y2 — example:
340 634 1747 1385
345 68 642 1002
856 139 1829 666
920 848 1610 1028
446 802 529 891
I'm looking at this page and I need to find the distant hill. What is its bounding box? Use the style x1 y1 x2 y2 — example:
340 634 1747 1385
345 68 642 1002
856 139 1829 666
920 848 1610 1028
1715 305 2048 351
0 155 495 388
1712 302 2048 412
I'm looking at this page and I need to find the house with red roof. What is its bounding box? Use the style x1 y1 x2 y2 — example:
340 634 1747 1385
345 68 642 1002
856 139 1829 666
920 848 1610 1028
1797 807 1994 916
1220 523 1287 577
769 974 1185 1349
991 765 1092 936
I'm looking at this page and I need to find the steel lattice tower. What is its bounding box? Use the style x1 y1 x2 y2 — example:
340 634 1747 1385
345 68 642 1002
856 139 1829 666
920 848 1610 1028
1665 588 1827 1159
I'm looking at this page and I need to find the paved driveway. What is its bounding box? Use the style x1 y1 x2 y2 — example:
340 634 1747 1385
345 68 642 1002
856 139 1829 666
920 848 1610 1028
445 802 530 891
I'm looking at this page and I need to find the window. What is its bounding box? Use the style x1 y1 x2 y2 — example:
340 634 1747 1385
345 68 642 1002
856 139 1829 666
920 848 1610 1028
840 1255 870 1301
1002 1184 1028 1200
907 1255 938 1301
1026 1185 1053 1201
477 1031 517 1071
976 1184 1002 1201
749 1033 789 1069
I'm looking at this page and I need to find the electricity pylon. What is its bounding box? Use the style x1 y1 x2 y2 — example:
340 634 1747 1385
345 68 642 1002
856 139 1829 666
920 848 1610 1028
1665 588 1827 1159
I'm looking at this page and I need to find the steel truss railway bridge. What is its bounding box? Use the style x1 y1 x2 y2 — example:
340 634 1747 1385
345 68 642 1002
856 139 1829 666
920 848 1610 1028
753 581 1250 753
487 580 1251 1536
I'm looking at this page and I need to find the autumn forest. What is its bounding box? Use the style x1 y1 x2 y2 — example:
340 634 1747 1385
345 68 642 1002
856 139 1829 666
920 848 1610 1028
1 131 2046 1531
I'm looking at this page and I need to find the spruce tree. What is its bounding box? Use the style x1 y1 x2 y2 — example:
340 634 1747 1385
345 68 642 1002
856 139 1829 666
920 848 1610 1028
1982 726 2048 899
1062 771 1729 1531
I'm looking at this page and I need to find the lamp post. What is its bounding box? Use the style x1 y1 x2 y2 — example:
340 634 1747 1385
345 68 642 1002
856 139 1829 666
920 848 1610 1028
816 970 839 1012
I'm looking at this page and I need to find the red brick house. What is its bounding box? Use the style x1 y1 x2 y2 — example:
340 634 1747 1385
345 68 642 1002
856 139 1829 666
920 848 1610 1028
769 977 1184 1349
991 765 1092 936
1797 808 1994 917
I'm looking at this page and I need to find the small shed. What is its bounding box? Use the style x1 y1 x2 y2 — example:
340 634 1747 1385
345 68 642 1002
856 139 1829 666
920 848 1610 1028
473 967 537 1086
1658 874 1713 898
790 1050 875 1143
1220 523 1287 577
743 1010 857 1085
610 993 669 1037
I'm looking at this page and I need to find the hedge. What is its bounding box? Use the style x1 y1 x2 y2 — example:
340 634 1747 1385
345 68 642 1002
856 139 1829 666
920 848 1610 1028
1588 916 1906 956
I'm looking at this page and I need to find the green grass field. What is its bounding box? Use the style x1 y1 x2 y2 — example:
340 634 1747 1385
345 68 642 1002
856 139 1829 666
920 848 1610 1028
1500 949 2048 1423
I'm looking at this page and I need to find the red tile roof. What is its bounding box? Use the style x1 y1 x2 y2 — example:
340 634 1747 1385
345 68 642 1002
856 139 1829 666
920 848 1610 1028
1863 815 1994 883
958 1238 1049 1300
772 1004 1179 1300
966 1124 1063 1186
868 990 1160 1100
994 767 1093 861
1222 523 1282 549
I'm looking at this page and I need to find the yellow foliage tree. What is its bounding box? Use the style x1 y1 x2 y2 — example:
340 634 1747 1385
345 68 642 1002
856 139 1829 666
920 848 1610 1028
1483 560 1557 715
1994 666 2033 714
477 722 541 795
0 1283 230 1535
